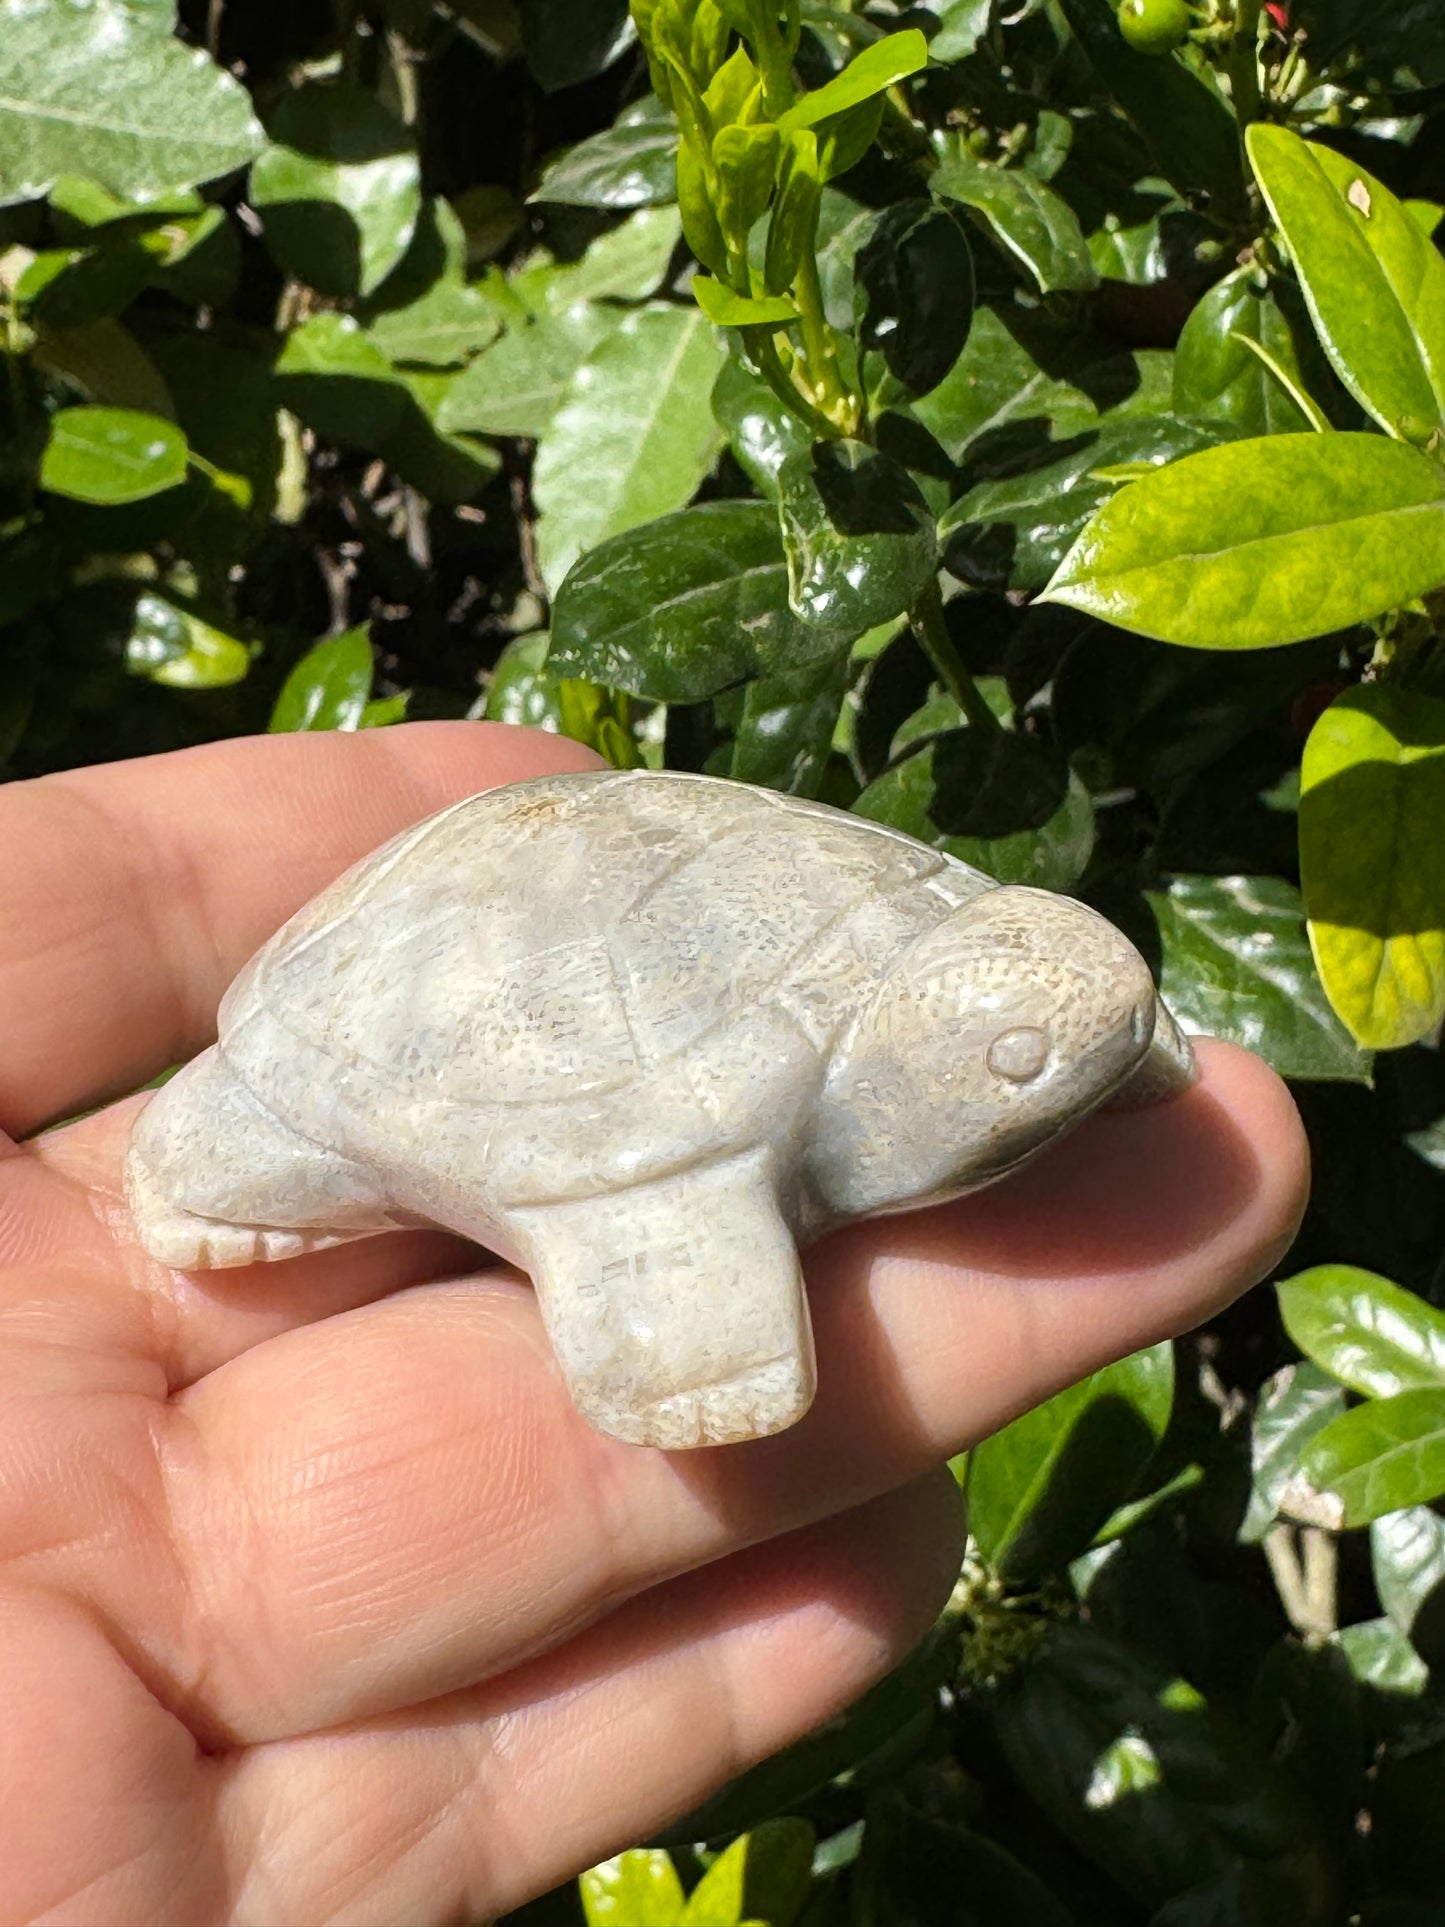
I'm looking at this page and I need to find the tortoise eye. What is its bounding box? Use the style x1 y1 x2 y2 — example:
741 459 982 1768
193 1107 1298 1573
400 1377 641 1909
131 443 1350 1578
986 1025 1050 1083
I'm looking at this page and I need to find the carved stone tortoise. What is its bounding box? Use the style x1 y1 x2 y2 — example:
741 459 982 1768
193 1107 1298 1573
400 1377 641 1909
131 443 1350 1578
126 769 1193 1448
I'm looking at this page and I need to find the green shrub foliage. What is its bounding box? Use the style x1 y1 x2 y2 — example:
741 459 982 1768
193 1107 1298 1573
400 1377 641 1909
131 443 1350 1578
3 0 1444 1919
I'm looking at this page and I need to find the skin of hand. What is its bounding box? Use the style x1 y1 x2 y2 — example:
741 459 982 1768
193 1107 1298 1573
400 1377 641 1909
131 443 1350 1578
0 722 1308 1927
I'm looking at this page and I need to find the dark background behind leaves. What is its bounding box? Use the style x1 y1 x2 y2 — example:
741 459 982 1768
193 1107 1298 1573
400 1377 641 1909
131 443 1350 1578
3 1 1445 1922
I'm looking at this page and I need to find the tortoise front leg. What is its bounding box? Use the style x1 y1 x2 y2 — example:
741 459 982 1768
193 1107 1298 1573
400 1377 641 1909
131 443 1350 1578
126 1045 399 1269
510 1149 815 1449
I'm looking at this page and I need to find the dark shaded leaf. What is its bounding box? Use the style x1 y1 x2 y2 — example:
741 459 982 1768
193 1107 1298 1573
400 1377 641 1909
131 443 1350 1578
856 200 974 397
777 440 936 631
1148 874 1372 1083
531 97 678 208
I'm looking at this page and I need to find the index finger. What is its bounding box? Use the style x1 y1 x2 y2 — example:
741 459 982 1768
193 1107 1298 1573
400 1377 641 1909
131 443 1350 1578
0 722 605 1138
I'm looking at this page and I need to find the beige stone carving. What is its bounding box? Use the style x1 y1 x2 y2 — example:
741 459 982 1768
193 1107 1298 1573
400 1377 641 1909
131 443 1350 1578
126 770 1194 1448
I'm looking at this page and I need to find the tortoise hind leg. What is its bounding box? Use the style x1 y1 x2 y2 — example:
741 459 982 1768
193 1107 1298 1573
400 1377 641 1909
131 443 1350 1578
126 1045 399 1269
511 1150 815 1449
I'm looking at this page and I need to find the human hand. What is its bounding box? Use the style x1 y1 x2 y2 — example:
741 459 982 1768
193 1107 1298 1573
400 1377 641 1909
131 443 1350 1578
0 723 1307 1926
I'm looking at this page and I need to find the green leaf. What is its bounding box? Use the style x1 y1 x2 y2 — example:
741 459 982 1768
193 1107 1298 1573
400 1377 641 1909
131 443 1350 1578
40 404 188 504
692 278 797 326
1278 1265 1445 1399
1240 1362 1347 1543
726 654 850 797
1247 126 1445 440
1299 684 1445 1051
1173 269 1316 437
522 0 633 93
435 303 619 439
944 414 1220 597
1371 1504 1445 1664
967 1345 1174 1580
994 1625 1322 1908
533 303 726 594
711 356 814 500
777 31 929 132
914 0 992 60
268 626 375 732
531 97 679 208
1295 1389 1445 1528
854 722 1096 890
776 440 936 631
0 0 263 205
1333 1617 1430 1697
274 312 409 450
855 199 974 397
250 84 421 299
580 1849 686 1926
679 1821 814 1926
125 592 250 688
1041 434 1445 648
1052 0 1246 223
1147 874 1372 1083
549 500 833 701
542 206 683 308
934 150 1097 295
33 316 175 418
907 303 1096 464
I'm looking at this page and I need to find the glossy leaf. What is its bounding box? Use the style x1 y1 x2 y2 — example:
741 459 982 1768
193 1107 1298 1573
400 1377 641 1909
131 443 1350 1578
125 592 250 688
777 31 929 132
967 1345 1173 1579
1296 1389 1445 1527
908 303 1095 464
1240 1363 1347 1543
726 654 850 796
531 97 678 208
268 626 374 732
1042 434 1445 648
1333 1617 1430 1698
580 1849 686 1926
679 1820 814 1926
1148 874 1372 1083
1300 684 1445 1050
251 84 421 299
533 304 726 593
855 200 974 397
1278 1265 1445 1399
934 150 1096 295
776 440 936 631
944 414 1220 597
40 405 188 504
692 278 797 327
0 0 263 205
1172 269 1315 437
435 304 618 439
854 721 1095 890
1248 126 1445 439
1053 0 1246 222
366 265 505 368
711 356 813 499
550 501 834 701
1371 1504 1445 1664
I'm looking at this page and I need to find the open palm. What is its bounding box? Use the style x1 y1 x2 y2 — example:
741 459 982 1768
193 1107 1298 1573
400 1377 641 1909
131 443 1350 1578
0 722 1306 1926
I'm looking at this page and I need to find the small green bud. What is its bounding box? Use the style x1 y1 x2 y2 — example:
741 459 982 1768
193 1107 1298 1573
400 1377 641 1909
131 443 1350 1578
1116 0 1192 54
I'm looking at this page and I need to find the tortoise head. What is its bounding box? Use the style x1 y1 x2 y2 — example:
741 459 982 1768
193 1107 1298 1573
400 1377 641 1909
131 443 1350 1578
808 887 1159 1219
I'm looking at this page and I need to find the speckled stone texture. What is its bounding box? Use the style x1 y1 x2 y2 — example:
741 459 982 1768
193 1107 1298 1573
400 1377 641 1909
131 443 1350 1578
126 770 1195 1449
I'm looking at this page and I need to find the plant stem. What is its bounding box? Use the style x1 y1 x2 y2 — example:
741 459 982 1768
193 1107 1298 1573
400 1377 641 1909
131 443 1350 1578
1225 0 1265 131
911 578 1000 733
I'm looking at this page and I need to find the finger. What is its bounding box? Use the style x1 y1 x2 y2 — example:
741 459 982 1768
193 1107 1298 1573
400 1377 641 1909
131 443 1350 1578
17 1095 479 1386
221 1473 965 1927
0 722 603 1138
140 1039 1302 1743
